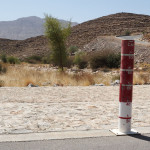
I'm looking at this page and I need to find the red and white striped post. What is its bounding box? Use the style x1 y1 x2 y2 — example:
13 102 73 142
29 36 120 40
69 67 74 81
110 40 138 135
119 40 134 133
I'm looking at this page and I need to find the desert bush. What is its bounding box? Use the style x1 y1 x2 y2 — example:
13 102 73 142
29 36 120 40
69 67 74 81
106 53 121 68
68 46 78 55
101 68 111 72
124 30 131 36
41 57 48 64
25 55 42 64
7 56 20 64
64 57 74 68
74 52 82 65
41 56 51 64
90 51 120 70
1 54 7 63
78 60 88 69
0 64 3 72
41 54 52 64
90 55 107 69
73 52 87 69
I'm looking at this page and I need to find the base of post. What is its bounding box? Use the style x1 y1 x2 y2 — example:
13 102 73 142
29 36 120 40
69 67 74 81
109 129 139 136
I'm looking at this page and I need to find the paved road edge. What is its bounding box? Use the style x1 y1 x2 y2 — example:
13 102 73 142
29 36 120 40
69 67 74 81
0 127 150 142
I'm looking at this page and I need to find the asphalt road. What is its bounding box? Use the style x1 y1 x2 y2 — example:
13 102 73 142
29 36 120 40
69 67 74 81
0 134 150 150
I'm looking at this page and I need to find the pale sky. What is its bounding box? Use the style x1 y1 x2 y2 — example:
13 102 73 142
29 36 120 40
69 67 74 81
0 0 150 23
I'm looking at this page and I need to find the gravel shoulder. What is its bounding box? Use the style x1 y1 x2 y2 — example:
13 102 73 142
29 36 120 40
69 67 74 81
0 85 150 134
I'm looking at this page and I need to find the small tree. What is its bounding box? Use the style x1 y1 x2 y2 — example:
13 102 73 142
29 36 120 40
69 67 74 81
44 15 71 71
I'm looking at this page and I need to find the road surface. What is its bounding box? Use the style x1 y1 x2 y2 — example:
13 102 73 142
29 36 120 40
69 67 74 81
0 134 149 150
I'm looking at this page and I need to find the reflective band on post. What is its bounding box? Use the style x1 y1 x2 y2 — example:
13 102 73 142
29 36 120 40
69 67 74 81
121 54 134 56
120 69 133 72
119 117 131 119
121 84 132 86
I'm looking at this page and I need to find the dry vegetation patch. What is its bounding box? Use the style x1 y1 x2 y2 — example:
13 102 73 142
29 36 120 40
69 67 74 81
0 64 150 87
0 64 111 87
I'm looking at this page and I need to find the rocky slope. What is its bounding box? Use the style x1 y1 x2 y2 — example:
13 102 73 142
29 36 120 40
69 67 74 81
82 36 150 64
0 36 49 59
0 13 150 63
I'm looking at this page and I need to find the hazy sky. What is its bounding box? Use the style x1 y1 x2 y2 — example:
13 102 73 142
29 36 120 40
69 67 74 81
1 0 150 23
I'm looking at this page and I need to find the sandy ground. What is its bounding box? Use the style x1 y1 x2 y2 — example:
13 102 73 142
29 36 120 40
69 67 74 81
0 85 150 134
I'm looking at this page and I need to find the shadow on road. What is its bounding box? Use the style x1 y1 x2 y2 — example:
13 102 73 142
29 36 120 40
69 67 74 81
129 134 150 142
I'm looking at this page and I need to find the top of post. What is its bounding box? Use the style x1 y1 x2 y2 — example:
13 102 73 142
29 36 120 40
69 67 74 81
121 40 134 54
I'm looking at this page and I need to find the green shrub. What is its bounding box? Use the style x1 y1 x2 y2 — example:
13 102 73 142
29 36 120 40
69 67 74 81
63 57 74 68
1 54 7 63
68 46 78 55
25 55 42 64
78 60 88 69
101 68 111 72
74 52 84 64
90 52 121 70
42 56 51 64
30 55 42 61
106 53 121 68
73 52 88 69
7 56 20 64
90 55 107 69
124 30 131 36
0 64 2 72
42 57 48 64
74 53 81 65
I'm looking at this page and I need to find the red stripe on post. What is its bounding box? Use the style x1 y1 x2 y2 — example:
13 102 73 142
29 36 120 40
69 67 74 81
119 117 131 119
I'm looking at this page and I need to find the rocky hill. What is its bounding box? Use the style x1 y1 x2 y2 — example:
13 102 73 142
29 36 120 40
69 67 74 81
67 12 150 48
0 16 78 40
0 36 49 58
0 12 150 63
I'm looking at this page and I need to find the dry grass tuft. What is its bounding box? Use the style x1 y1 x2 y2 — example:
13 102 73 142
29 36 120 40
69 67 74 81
133 72 150 85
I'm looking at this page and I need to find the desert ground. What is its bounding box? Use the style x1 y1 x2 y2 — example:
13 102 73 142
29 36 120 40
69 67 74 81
0 85 150 134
